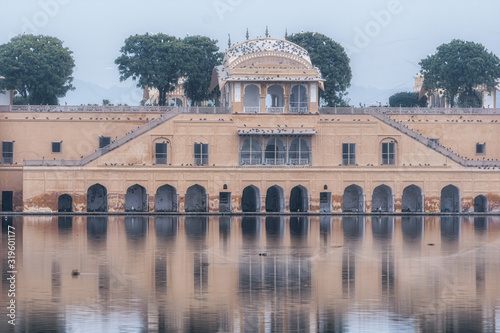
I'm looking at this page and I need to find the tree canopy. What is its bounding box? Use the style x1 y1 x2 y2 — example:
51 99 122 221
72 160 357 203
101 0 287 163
182 36 222 105
388 91 427 107
419 39 500 107
0 34 75 105
287 32 352 106
115 33 221 106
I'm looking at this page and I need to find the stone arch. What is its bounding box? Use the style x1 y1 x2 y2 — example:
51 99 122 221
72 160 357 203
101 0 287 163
169 98 183 106
155 185 178 212
87 183 108 212
243 84 260 113
372 185 394 212
58 194 73 212
402 185 424 212
289 185 309 212
265 185 285 212
441 184 461 213
185 184 208 212
125 184 148 212
342 184 365 212
242 185 262 212
474 195 488 213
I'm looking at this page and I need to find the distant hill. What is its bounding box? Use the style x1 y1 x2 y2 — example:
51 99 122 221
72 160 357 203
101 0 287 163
59 79 144 106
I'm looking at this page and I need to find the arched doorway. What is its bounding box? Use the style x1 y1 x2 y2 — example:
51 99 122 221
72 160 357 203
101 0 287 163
441 185 461 213
474 195 488 213
243 84 260 113
185 184 207 212
87 184 108 212
402 185 424 212
265 185 285 212
58 194 73 212
242 185 261 212
343 184 365 212
372 185 394 212
155 185 178 212
289 185 309 212
125 184 148 212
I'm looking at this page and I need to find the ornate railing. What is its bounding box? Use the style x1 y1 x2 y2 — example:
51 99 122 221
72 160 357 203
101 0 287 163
244 107 260 114
320 107 500 115
0 105 231 114
266 107 285 114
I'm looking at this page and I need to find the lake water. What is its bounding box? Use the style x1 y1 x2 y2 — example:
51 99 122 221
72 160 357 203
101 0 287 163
1 215 500 332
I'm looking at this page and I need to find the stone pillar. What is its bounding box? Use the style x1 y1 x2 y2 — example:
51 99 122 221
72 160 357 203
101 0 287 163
260 83 267 114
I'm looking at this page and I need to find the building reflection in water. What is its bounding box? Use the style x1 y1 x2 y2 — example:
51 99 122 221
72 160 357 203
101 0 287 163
125 216 148 244
86 216 108 244
3 215 500 332
441 216 461 253
265 216 285 244
401 216 424 250
372 216 395 297
185 216 209 296
342 216 365 298
57 216 73 235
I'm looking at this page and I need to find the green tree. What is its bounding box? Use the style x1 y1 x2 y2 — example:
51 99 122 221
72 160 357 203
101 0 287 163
287 32 352 106
419 39 500 107
388 91 427 107
115 33 196 106
182 35 222 106
0 34 75 105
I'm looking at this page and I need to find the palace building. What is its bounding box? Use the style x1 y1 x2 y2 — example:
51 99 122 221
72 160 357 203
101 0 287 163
0 37 499 213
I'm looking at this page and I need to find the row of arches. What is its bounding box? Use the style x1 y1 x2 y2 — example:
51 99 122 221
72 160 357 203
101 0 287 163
240 137 311 165
243 84 309 113
57 183 491 213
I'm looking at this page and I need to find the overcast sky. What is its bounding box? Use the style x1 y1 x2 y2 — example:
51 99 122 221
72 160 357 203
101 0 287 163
1 0 499 106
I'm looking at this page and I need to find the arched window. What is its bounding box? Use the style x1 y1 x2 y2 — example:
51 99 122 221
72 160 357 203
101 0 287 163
290 84 308 113
155 139 169 165
381 138 397 165
240 137 262 165
243 84 260 113
265 137 286 165
289 137 310 165
290 185 309 212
